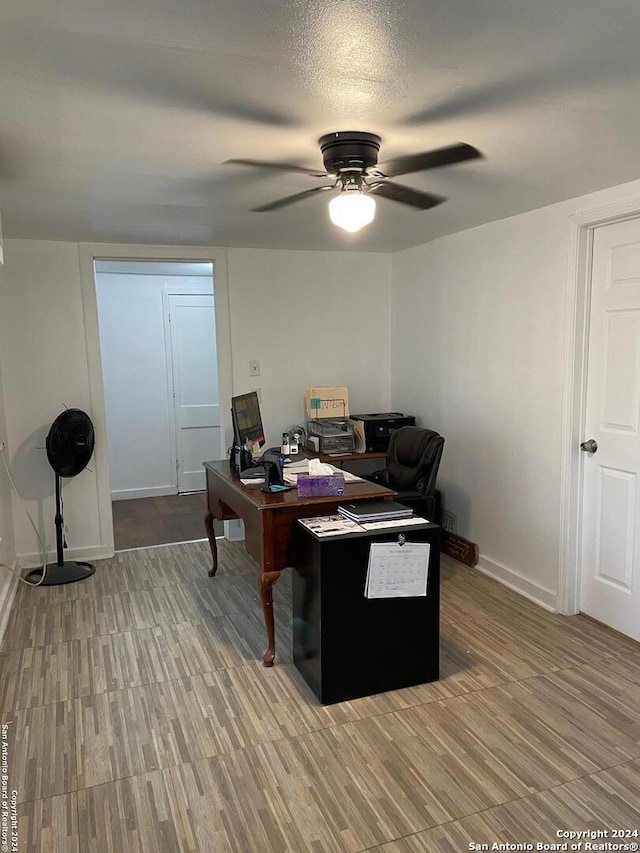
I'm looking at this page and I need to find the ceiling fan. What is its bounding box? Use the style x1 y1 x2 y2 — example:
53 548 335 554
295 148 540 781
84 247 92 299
225 131 483 232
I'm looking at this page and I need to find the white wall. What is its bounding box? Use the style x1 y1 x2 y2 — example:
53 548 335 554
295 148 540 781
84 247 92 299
0 276 15 558
0 359 15 560
392 175 640 608
95 271 213 500
0 241 392 560
0 346 17 637
0 240 103 566
227 249 392 445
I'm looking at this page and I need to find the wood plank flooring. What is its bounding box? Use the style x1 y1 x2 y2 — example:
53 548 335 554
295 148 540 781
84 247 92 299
1 540 639 851
111 493 223 550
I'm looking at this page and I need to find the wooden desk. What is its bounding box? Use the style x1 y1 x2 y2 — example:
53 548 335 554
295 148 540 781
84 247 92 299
203 460 395 666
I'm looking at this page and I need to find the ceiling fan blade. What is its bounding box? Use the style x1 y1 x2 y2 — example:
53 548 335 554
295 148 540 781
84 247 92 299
367 182 446 210
11 28 298 129
251 185 335 212
225 159 328 178
373 143 482 178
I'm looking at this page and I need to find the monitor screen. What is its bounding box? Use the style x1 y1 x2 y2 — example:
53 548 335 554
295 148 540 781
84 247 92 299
231 391 265 450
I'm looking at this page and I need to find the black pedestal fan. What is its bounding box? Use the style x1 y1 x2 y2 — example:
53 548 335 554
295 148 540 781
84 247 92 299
26 408 96 586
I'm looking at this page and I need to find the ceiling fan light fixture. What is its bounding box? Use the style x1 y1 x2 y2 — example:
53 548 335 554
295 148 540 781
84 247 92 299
328 188 376 233
230 132 481 221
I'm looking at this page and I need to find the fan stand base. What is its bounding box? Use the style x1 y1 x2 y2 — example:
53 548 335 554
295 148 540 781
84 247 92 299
25 561 95 586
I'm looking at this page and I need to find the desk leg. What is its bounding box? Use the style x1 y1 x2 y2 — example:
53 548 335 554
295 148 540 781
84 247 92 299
204 510 218 577
259 570 281 667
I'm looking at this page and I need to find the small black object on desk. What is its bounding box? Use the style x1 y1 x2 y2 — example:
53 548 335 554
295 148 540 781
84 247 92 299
260 448 293 493
239 465 265 479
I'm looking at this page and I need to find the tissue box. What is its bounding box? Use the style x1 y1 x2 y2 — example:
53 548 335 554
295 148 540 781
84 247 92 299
296 474 345 497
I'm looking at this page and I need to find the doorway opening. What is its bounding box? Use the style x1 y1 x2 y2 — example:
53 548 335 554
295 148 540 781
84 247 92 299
94 259 224 550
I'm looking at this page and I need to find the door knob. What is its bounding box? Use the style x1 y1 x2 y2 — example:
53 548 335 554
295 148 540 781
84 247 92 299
580 439 598 453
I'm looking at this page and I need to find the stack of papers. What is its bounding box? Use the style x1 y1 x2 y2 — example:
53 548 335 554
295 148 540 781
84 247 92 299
337 501 414 523
283 459 311 474
283 459 363 486
361 517 429 530
298 514 364 536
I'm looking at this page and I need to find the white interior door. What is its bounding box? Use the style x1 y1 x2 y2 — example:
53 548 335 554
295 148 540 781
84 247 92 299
580 218 640 640
168 293 219 493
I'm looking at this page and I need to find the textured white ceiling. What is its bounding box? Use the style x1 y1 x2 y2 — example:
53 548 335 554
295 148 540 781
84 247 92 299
1 0 640 251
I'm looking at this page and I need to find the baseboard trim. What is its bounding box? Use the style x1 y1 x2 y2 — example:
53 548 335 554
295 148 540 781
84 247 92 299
111 486 177 501
475 554 558 612
0 558 19 647
116 538 208 554
18 545 115 571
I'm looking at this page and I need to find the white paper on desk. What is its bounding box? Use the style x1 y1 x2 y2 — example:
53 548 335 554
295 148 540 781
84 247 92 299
283 460 362 485
364 541 430 598
241 477 265 485
361 517 428 530
284 459 310 473
326 464 363 483
298 514 364 536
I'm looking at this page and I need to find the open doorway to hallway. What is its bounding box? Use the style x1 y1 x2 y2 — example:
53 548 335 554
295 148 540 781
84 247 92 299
110 492 209 550
94 259 224 550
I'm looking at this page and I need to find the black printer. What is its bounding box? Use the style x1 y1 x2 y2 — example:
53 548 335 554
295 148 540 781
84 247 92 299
348 412 415 453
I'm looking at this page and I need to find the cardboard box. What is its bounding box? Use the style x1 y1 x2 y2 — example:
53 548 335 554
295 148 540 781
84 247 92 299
305 385 349 420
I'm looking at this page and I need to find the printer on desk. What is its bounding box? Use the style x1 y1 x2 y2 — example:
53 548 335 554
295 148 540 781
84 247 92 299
349 412 415 453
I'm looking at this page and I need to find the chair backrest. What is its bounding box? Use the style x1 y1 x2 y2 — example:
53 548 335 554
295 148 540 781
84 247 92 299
385 426 444 495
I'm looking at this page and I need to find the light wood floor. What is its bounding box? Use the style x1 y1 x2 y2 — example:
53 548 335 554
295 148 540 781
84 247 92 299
1 541 639 852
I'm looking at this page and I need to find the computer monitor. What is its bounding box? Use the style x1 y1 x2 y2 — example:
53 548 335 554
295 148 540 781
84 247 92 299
231 391 265 451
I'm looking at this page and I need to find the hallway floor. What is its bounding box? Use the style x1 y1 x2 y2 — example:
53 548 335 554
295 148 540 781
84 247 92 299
111 493 216 549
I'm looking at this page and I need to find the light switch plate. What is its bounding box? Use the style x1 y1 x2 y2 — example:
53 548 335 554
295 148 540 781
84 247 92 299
249 360 260 377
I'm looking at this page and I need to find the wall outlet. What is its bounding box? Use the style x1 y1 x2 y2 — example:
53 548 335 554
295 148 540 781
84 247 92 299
441 509 457 534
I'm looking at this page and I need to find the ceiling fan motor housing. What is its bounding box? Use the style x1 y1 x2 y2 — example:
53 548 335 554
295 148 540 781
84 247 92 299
319 132 381 177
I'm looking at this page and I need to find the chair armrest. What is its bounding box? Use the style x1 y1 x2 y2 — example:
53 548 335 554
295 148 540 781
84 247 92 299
415 476 427 495
366 467 389 486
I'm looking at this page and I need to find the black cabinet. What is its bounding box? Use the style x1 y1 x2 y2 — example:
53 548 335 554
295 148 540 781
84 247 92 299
291 521 440 705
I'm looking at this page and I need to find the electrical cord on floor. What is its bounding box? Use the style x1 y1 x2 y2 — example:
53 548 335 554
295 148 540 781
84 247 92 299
0 443 48 586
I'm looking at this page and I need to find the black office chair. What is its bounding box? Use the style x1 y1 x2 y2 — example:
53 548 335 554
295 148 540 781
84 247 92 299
366 426 445 522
